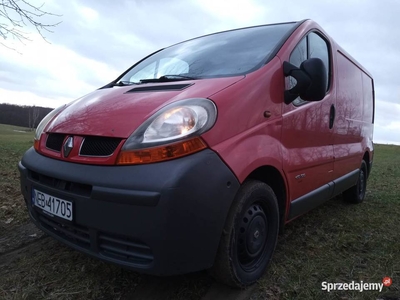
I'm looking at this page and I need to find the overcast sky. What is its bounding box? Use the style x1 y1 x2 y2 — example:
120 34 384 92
0 0 399 145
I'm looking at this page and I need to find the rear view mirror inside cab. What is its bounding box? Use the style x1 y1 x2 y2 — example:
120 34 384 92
283 57 328 104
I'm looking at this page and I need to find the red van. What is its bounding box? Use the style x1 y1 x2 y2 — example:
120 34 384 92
19 19 374 287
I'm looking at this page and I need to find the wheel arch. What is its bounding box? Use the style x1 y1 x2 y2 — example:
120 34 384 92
363 151 371 177
246 166 288 230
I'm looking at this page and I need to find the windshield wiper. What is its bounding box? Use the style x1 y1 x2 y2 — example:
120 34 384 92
112 81 137 86
140 75 198 83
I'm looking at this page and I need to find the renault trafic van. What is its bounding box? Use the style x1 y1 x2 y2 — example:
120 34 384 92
19 19 374 287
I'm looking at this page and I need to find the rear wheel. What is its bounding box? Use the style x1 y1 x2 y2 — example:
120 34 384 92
210 180 279 288
343 160 368 204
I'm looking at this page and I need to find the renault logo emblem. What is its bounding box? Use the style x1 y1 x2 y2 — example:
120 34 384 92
63 136 74 158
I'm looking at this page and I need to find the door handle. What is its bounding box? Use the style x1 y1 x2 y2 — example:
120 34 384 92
329 104 335 129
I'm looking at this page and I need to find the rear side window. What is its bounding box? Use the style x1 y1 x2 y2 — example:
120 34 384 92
289 31 330 105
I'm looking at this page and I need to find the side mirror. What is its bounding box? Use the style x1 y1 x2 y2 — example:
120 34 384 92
283 58 327 104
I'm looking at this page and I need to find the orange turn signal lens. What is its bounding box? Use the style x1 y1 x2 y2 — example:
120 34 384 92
116 137 207 165
33 139 40 151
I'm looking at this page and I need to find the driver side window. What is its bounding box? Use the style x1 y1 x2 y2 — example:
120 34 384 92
289 32 330 106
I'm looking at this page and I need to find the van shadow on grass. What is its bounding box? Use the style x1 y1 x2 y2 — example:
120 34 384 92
0 230 255 300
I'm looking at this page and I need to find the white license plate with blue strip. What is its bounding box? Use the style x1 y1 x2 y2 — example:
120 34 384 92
32 189 73 221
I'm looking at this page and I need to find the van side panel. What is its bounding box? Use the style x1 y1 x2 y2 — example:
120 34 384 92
281 100 334 201
202 57 285 183
333 51 365 179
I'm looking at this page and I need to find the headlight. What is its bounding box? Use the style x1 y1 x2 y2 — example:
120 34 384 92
143 106 208 144
122 98 217 150
34 104 66 141
117 98 217 165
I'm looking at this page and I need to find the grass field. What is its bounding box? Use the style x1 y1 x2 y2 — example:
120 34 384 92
0 123 399 299
0 124 34 228
255 143 400 299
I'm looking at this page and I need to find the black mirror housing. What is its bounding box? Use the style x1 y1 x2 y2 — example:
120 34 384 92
283 58 327 104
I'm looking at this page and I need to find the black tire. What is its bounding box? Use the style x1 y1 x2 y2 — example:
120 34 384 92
210 180 279 288
343 160 368 204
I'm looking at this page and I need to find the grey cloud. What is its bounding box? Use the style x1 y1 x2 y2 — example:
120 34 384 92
1 0 220 103
374 125 400 145
44 0 218 72
252 0 400 106
0 56 92 101
1 0 399 145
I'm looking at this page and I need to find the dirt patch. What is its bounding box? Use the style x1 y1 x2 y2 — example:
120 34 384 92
0 237 142 300
0 221 45 255
201 283 256 300
0 219 246 300
0 181 29 226
121 273 213 300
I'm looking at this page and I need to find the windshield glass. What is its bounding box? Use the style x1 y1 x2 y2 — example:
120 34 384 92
119 23 296 83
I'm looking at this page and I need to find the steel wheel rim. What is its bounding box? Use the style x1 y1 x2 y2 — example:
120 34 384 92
237 202 269 272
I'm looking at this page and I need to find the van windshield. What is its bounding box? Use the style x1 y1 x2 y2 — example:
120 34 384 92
119 23 296 83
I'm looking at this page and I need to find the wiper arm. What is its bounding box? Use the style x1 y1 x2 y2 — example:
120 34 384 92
140 75 198 83
112 81 136 86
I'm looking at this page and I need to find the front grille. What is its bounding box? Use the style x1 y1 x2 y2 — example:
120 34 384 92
30 171 92 197
45 134 121 157
46 133 66 152
38 214 90 249
36 213 153 266
80 137 122 156
99 233 153 265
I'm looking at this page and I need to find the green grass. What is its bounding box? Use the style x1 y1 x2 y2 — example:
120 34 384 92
0 123 399 299
0 124 34 181
255 144 400 299
0 124 34 227
1 238 142 300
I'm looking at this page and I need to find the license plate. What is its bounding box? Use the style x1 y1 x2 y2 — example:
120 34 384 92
32 189 73 221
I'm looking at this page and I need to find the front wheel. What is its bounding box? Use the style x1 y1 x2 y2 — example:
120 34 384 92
343 160 368 204
210 180 279 288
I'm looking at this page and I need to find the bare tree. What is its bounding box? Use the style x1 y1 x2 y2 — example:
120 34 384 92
28 105 32 129
27 105 40 130
0 0 60 48
32 105 39 128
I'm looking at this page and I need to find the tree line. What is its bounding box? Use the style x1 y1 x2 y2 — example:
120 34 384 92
0 103 53 129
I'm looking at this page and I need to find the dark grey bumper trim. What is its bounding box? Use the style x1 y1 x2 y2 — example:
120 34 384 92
92 186 160 206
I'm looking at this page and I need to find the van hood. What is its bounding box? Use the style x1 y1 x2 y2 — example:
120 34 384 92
46 77 244 138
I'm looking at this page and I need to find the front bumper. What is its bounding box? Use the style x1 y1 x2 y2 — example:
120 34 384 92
19 147 239 275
